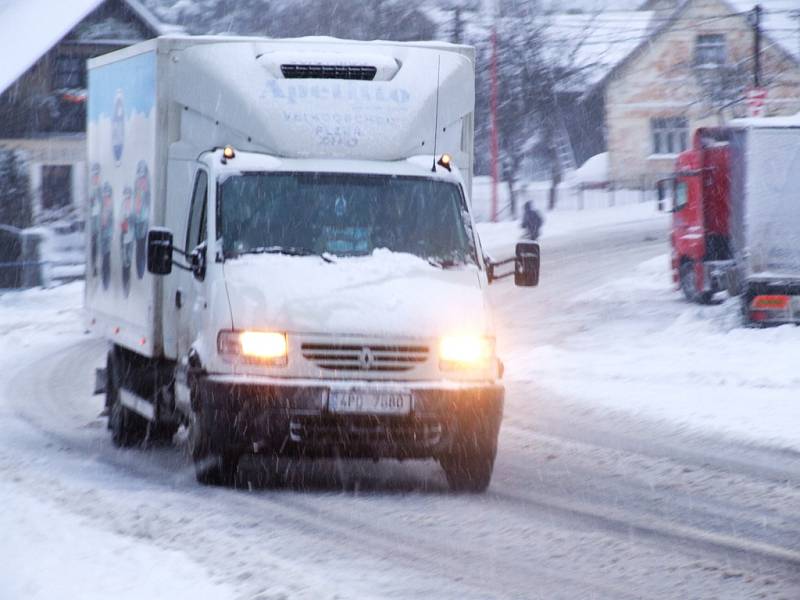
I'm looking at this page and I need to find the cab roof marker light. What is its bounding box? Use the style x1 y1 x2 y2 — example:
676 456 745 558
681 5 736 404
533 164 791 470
221 145 235 164
437 153 452 171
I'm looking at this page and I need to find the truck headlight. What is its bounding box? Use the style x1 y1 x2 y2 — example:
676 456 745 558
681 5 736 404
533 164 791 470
439 334 494 370
217 330 288 365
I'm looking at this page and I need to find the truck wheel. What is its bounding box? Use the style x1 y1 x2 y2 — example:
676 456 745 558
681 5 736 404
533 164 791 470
107 354 147 447
440 435 497 493
188 410 238 486
147 422 179 445
680 260 712 304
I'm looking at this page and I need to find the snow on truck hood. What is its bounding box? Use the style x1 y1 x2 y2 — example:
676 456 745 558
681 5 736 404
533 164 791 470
222 250 491 339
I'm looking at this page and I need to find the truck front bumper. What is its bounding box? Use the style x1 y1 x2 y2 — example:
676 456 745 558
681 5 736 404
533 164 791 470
194 376 504 460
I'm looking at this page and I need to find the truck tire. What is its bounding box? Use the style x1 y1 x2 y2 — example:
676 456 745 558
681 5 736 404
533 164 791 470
188 409 239 486
440 433 497 493
680 260 712 304
107 353 147 447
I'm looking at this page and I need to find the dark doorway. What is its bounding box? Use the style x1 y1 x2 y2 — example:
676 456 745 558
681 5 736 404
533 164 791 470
41 165 72 210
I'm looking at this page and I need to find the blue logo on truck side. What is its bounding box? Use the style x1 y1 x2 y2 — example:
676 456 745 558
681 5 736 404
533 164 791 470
112 90 125 164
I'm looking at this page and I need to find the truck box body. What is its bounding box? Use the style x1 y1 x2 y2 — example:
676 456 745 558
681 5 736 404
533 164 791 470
86 43 162 357
86 36 476 359
729 124 800 282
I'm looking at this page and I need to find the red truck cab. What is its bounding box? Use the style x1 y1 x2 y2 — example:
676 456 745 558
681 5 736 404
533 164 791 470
664 129 734 303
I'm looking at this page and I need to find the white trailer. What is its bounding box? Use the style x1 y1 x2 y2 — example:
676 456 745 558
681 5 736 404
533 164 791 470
728 115 800 324
87 36 539 491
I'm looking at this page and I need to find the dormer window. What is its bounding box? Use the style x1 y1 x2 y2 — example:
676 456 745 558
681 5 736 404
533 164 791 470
695 34 726 67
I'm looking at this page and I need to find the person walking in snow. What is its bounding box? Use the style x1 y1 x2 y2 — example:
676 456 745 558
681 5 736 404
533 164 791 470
522 201 543 241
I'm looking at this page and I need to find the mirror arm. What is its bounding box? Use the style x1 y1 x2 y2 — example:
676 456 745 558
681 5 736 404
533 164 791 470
172 261 192 272
488 257 516 281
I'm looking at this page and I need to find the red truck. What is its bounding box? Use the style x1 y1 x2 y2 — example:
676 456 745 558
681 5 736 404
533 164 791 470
660 116 800 324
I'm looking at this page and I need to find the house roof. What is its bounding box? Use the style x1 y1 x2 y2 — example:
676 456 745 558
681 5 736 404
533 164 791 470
588 0 800 96
0 0 174 96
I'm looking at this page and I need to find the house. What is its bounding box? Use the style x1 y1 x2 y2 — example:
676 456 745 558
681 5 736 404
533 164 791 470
0 0 175 225
590 0 800 186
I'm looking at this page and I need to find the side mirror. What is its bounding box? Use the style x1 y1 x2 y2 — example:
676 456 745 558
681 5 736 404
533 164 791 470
514 242 540 287
147 228 173 275
190 241 207 281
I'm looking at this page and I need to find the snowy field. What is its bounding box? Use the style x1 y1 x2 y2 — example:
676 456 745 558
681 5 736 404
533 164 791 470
503 254 800 452
0 284 235 600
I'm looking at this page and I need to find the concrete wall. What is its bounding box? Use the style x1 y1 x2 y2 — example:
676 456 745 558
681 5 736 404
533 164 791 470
605 0 800 186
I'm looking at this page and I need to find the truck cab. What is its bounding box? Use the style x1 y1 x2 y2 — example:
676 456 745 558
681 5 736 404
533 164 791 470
147 148 538 491
664 129 734 303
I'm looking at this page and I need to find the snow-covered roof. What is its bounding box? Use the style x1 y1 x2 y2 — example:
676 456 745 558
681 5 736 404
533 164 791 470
590 0 800 94
0 0 174 96
542 10 656 87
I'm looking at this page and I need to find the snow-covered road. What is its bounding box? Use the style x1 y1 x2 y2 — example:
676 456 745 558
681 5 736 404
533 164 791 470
2 213 799 599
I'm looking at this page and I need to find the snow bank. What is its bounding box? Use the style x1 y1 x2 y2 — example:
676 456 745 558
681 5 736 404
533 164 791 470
0 483 235 600
573 152 609 184
506 254 800 451
0 283 235 600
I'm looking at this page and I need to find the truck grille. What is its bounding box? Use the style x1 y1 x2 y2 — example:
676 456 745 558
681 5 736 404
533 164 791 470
280 64 377 80
301 342 429 372
290 416 443 448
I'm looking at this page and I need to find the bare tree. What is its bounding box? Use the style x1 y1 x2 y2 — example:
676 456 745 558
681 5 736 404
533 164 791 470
473 7 602 215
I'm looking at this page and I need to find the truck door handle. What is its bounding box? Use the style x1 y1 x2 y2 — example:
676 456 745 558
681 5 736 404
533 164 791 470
175 289 182 309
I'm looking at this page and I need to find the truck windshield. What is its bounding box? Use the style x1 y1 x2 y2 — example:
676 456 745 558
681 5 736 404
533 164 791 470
218 172 477 266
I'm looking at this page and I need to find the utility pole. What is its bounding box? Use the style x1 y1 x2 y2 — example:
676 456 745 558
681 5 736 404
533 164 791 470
791 10 800 60
489 4 499 222
750 4 762 88
451 7 462 44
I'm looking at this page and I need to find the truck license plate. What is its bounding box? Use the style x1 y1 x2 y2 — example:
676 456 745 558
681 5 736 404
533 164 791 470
329 390 412 415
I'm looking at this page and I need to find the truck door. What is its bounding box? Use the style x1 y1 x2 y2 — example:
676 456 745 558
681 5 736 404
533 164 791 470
177 168 209 359
672 174 704 263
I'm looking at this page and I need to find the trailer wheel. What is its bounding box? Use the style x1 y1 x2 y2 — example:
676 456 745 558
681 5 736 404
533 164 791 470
440 432 497 493
188 409 238 486
107 353 147 447
680 260 712 304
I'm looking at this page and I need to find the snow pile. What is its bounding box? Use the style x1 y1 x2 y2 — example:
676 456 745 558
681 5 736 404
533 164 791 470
0 484 235 600
573 152 609 184
0 282 236 600
0 281 84 342
506 255 800 451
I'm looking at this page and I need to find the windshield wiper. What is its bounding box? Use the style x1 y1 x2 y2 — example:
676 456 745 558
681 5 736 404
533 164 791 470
240 246 335 263
427 257 462 269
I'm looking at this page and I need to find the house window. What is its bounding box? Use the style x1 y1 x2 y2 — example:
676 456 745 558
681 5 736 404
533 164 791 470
695 34 726 67
651 117 689 155
41 165 72 210
54 55 85 89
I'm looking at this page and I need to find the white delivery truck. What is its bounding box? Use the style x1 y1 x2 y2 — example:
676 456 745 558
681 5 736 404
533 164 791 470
86 35 539 491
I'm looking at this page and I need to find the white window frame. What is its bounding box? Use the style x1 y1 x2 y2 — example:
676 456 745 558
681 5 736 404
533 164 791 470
695 34 726 67
651 117 689 156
